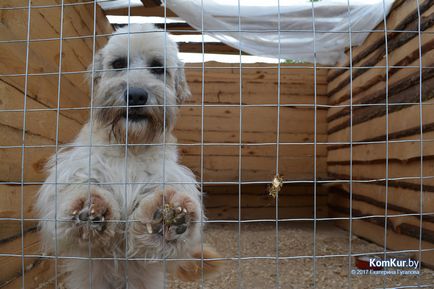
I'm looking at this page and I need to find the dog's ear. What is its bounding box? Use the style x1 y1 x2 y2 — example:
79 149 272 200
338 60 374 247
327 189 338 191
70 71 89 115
174 60 191 104
87 51 104 88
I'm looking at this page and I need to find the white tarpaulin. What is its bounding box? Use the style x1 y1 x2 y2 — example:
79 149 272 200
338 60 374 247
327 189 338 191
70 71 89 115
166 0 395 65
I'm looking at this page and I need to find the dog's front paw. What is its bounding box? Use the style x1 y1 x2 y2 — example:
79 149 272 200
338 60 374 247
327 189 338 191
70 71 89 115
67 191 115 245
130 189 201 252
71 193 110 232
144 190 199 242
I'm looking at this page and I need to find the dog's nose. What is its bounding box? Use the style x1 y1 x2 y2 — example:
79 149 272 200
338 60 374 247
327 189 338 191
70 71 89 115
124 87 148 106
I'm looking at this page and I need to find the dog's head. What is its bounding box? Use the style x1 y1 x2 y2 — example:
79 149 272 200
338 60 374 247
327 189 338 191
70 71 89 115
89 24 191 144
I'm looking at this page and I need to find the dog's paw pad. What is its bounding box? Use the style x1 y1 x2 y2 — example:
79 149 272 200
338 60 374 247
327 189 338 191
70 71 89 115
70 194 111 235
149 204 190 240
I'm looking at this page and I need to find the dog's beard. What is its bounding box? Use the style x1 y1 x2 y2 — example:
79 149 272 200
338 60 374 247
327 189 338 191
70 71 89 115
95 105 172 145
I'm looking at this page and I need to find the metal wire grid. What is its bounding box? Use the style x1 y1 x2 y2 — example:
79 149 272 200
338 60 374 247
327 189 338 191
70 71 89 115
0 0 433 289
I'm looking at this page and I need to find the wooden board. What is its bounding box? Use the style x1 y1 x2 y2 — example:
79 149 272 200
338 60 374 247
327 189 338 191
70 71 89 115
0 124 55 182
203 184 328 220
208 206 328 220
104 6 177 17
0 0 113 123
328 190 434 238
179 42 249 55
327 55 434 135
175 63 328 182
0 231 43 285
325 0 434 272
328 17 434 105
331 210 434 268
328 160 434 187
0 185 39 242
0 81 83 145
327 130 434 164
0 259 57 289
329 183 434 217
328 97 434 143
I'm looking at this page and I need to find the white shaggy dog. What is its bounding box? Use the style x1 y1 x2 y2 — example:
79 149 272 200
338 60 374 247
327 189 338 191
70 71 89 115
36 24 220 289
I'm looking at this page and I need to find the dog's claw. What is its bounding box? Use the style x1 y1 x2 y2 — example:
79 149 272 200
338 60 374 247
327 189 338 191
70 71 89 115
146 223 153 234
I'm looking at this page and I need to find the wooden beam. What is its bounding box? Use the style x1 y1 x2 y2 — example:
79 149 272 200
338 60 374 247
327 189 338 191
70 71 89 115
178 42 248 55
155 22 196 32
104 6 177 17
140 0 162 7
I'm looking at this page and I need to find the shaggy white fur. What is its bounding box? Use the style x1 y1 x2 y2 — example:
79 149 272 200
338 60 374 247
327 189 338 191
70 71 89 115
36 24 220 289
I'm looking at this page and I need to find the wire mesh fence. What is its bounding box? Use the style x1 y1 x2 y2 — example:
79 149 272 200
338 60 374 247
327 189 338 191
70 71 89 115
0 0 433 289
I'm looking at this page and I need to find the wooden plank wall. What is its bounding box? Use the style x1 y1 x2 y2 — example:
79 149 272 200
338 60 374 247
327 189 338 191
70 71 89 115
326 0 434 268
178 62 329 220
178 62 329 183
203 184 328 220
0 2 113 288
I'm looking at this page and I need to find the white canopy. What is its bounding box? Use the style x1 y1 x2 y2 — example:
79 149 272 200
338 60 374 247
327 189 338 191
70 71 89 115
166 0 395 65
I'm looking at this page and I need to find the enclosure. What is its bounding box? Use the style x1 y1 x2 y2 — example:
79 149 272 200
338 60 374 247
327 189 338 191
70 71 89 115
0 0 433 288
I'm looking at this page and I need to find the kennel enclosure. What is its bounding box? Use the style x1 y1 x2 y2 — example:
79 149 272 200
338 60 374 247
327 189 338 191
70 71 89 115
0 0 433 288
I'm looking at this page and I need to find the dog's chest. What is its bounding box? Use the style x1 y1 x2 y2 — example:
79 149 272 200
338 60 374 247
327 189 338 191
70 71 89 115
91 148 184 203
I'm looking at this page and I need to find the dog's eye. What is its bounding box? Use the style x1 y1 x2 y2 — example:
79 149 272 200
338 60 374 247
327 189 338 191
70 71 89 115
150 60 165 75
111 58 127 70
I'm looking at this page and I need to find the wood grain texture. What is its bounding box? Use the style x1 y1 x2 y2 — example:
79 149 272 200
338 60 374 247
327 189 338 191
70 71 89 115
326 0 434 268
327 0 427 81
176 63 328 182
331 211 434 268
328 183 434 217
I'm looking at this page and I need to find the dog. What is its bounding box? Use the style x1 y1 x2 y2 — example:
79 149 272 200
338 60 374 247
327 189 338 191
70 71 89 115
36 24 220 289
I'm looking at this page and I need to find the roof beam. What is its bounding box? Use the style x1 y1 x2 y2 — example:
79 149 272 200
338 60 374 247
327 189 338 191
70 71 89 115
178 42 248 55
155 22 195 31
140 0 162 7
104 6 177 17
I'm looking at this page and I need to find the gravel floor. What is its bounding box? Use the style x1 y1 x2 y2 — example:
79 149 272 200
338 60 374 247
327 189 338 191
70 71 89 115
169 222 434 289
